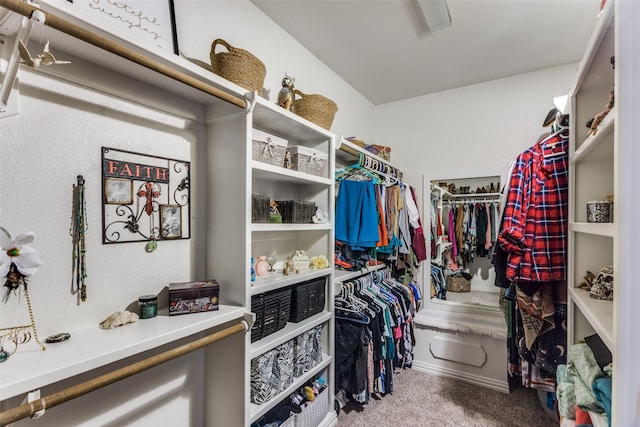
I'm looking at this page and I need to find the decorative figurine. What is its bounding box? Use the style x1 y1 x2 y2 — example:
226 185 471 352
18 40 70 69
586 90 614 137
283 149 292 169
282 259 299 276
312 208 329 224
269 200 282 223
276 73 295 111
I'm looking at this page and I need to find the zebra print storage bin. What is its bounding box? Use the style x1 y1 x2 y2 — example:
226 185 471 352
293 325 322 377
250 339 295 405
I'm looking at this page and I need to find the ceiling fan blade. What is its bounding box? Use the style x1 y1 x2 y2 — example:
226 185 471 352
416 0 452 33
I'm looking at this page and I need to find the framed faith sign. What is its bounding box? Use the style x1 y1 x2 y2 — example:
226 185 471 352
102 147 190 244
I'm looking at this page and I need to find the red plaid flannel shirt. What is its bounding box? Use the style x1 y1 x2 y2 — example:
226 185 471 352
498 136 568 282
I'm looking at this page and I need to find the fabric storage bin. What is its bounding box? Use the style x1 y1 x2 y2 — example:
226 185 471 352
250 339 296 405
293 325 322 377
293 387 329 427
274 339 295 393
289 277 326 322
250 349 280 404
252 194 270 223
251 288 292 342
287 145 328 177
253 129 288 167
275 200 316 224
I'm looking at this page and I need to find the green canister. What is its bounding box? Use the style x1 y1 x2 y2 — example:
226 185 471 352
138 295 158 319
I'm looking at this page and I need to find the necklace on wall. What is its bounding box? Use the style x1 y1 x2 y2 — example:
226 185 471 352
71 175 88 303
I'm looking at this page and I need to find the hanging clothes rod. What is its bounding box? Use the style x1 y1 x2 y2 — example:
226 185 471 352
0 320 248 426
442 199 500 204
0 0 248 110
338 142 403 181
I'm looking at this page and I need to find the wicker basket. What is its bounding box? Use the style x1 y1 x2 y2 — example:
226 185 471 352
291 90 338 130
209 38 266 92
287 146 328 177
293 387 328 427
289 277 326 323
252 129 288 167
251 288 292 342
446 275 471 293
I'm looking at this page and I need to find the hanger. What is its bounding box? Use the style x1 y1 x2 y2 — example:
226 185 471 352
538 128 568 158
335 306 370 324
539 127 568 146
335 154 382 184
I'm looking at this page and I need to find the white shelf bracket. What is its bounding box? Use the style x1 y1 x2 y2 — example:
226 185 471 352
21 389 45 419
0 3 45 116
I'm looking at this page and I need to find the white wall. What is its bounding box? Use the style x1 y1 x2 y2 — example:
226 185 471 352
374 63 578 295
374 63 578 190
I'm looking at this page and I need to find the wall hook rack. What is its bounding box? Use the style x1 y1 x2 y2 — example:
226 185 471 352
0 2 45 113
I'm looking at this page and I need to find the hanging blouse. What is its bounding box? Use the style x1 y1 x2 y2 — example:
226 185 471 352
335 179 380 248
498 136 568 282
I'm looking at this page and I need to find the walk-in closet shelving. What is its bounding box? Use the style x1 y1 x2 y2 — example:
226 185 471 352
0 0 253 425
567 0 614 375
567 0 640 424
207 92 337 426
0 0 339 425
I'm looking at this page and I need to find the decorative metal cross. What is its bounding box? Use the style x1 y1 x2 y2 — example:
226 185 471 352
137 182 161 216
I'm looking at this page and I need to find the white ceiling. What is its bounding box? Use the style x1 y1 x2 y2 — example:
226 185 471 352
251 0 603 105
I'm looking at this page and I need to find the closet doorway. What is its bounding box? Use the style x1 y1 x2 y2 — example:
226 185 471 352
427 174 502 309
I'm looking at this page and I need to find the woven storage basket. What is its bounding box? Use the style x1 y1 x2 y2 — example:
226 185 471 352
275 200 316 224
252 129 288 167
287 146 328 177
289 277 326 323
251 288 292 342
446 275 471 293
209 38 266 92
252 194 270 223
291 90 338 130
293 387 328 427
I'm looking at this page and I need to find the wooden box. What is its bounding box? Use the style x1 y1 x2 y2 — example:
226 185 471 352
168 280 220 316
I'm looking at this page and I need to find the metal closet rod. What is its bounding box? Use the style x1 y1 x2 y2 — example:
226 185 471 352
0 0 248 110
0 321 248 426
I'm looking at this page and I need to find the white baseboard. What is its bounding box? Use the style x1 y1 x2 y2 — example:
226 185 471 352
412 360 510 393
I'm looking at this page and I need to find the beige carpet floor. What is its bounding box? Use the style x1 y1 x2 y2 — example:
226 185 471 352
336 368 558 427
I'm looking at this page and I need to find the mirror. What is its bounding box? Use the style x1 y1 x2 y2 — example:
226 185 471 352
427 175 502 308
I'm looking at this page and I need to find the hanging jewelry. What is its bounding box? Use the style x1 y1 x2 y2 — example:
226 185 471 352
71 175 88 303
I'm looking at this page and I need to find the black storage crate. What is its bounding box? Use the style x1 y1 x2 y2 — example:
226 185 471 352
275 200 316 224
251 288 292 342
289 277 326 323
